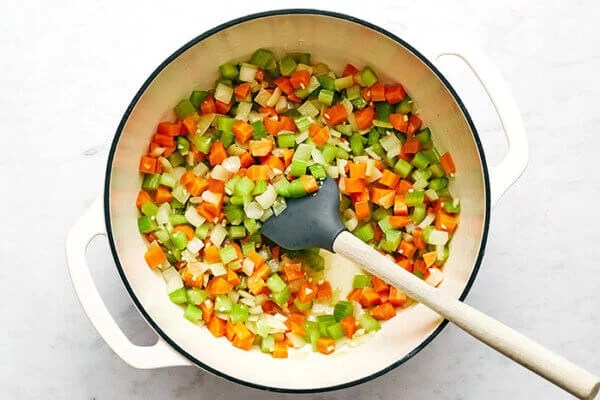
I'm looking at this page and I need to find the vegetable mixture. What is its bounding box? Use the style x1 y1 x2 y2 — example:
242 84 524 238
136 48 459 357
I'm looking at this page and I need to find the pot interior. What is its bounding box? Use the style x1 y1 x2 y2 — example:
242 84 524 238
106 11 488 391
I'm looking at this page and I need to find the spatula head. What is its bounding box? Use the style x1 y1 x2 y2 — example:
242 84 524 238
261 177 346 251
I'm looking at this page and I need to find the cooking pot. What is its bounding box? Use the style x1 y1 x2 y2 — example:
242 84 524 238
66 9 528 392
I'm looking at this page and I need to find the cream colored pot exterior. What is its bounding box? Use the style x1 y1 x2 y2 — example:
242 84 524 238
67 10 529 392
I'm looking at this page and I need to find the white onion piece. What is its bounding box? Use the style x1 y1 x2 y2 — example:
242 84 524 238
242 258 255 276
436 244 445 261
211 165 232 181
255 185 277 209
325 164 339 178
336 140 351 152
286 332 306 348
202 190 221 205
366 166 383 183
429 229 449 246
264 315 288 331
295 131 309 144
214 82 233 104
380 133 401 152
244 201 264 220
158 156 173 173
347 113 358 131
267 259 280 273
425 188 439 201
209 224 227 247
405 222 417 233
266 87 282 107
365 147 381 160
235 102 252 121
275 96 288 114
418 213 436 229
222 156 241 174
192 162 209 177
378 192 395 209
184 206 206 227
425 268 444 287
156 203 171 226
162 267 183 293
329 128 341 138
249 305 263 315
239 63 257 82
248 111 266 123
311 148 325 165
209 263 227 277
343 209 358 231
186 237 205 254
173 166 187 180
254 88 272 107
337 159 348 177
150 146 165 157
341 98 353 115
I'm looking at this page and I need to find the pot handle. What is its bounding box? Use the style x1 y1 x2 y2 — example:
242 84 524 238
66 199 192 369
433 46 529 207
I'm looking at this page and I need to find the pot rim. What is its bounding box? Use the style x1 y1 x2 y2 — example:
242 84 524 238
103 8 491 393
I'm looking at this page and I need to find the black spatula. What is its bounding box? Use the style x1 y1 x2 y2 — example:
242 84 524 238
261 177 599 400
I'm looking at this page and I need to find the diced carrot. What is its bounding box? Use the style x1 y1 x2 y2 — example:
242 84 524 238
423 251 437 268
343 63 359 77
247 251 265 268
379 169 400 188
153 134 175 147
393 196 408 217
232 321 252 340
355 106 375 130
157 121 182 136
249 138 273 157
345 177 366 193
273 77 294 96
440 152 456 174
182 114 198 135
247 275 265 295
136 190 152 208
255 67 264 81
396 256 413 272
312 126 330 147
258 106 277 117
144 246 166 269
272 341 288 358
246 164 270 181
207 315 226 337
188 177 209 196
354 200 371 221
283 263 304 282
359 287 381 307
172 225 195 240
263 155 284 172
152 186 172 204
389 215 411 229
370 302 396 320
360 87 372 102
296 281 317 303
436 210 458 233
340 316 357 338
252 264 271 280
396 180 413 195
300 175 319 193
399 240 417 259
234 83 251 101
208 141 227 166
226 268 241 286
232 120 254 144
200 300 214 323
201 96 216 114
347 288 362 302
285 313 307 336
308 123 320 137
349 162 367 179
316 337 336 355
162 144 176 157
239 151 256 168
226 320 236 342
384 84 406 104
402 137 420 154
407 115 422 136
371 275 389 295
139 156 157 174
282 149 294 167
196 202 217 222
414 259 428 277
279 116 297 132
204 245 221 263
208 277 234 295
323 103 348 126
389 113 409 132
181 267 204 287
370 83 385 101
290 69 310 89
352 188 370 203
372 222 383 243
180 171 195 186
215 100 232 115
232 332 255 350
316 281 332 300
370 187 395 206
389 286 408 307
412 228 427 249
207 178 225 194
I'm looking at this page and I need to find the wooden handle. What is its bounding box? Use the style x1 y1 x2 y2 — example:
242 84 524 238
333 231 600 400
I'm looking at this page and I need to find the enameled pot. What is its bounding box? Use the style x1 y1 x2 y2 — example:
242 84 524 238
66 9 528 392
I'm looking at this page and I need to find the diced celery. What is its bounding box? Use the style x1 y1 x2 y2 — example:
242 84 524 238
318 89 334 106
219 62 239 80
321 143 338 164
317 315 337 337
318 75 336 91
261 334 275 353
372 206 392 221
241 242 255 257
360 313 381 332
333 301 354 321
168 213 187 226
290 159 307 177
230 303 249 323
309 164 326 180
271 287 290 306
141 201 159 217
360 66 378 87
189 90 208 108
279 55 297 76
429 177 449 191
214 295 232 313
186 288 208 305
416 128 432 144
252 179 268 195
142 173 161 191
171 231 188 250
395 97 412 114
378 216 394 233
243 218 261 235
294 115 313 131
277 133 295 148
334 75 354 90
405 190 425 206
219 245 238 264
428 163 445 178
266 273 286 293
375 102 392 121
327 323 345 340
251 48 274 68
195 223 211 240
159 173 177 188
183 303 203 323
294 298 313 312
411 152 430 169
229 225 246 240
380 229 402 252
410 204 426 224
443 198 461 214
354 223 375 242
174 99 196 119
350 133 365 156
169 288 187 304
137 216 158 233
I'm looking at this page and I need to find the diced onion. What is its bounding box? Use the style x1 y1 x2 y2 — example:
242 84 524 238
295 131 309 144
244 201 264 220
436 244 445 261
248 111 266 123
214 82 233 104
341 98 353 115
336 140 351 152
173 166 187 180
329 128 341 138
418 213 435 229
347 113 358 131
365 147 381 160
425 189 439 201
286 332 306 348
202 190 221 205
337 159 348 177
429 229 449 246
184 206 205 227
267 258 280 272
343 209 358 231
255 184 277 209
196 113 215 136
162 267 183 293
275 96 287 114
405 222 417 233
192 162 209 177
222 156 241 174
209 262 227 277
266 87 282 107
380 133 401 153
366 166 383 183
413 178 428 190
158 157 173 173
325 164 339 178
254 88 272 107
209 224 227 247
425 267 444 287
272 197 287 216
156 203 171 226
242 258 255 276
186 237 205 254
211 165 232 181
239 63 258 82
311 148 325 165
235 102 252 122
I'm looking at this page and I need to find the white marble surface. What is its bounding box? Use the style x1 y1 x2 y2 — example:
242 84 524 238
2 0 599 398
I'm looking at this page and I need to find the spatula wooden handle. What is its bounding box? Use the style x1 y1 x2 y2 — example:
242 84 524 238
333 231 600 400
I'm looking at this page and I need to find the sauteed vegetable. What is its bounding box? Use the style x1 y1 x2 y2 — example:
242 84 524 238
136 48 459 357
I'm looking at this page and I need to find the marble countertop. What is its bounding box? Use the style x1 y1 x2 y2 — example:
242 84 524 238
3 0 599 398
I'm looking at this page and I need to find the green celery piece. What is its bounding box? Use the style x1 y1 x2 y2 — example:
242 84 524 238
287 178 307 198
410 204 427 224
243 218 261 235
141 201 158 217
294 298 313 312
252 179 268 195
230 303 249 323
219 62 239 80
354 224 375 242
423 147 441 164
411 152 431 169
327 323 345 340
372 206 392 221
189 134 213 155
395 97 412 114
229 225 246 240
176 136 190 155
217 116 236 132
168 213 187 226
405 190 425 206
443 199 461 214
214 295 232 313
429 177 449 191
375 102 392 121
219 245 238 264
234 176 255 196
290 52 311 64
351 96 368 110
142 174 161 191
251 48 274 68
317 315 337 337
174 99 197 120
219 130 234 148
241 242 255 257
189 90 208 108
309 164 326 180
360 313 381 332
360 66 378 87
169 288 187 304
336 147 350 160
171 230 188 250
368 129 381 146
394 158 413 178
318 75 336 91
266 274 287 293
279 55 297 76
261 334 275 353
346 84 362 100
277 133 295 148
321 143 338 164
195 223 211 240
318 89 335 106
312 62 330 76
168 152 184 167
272 287 290 306
380 229 402 252
333 301 354 321
274 177 290 197
183 303 203 323
137 216 158 233
186 288 207 305
251 120 268 139
350 133 365 156
290 159 307 177
416 128 432 145
352 274 371 289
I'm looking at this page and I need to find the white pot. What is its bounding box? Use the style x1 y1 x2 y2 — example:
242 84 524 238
66 10 527 392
